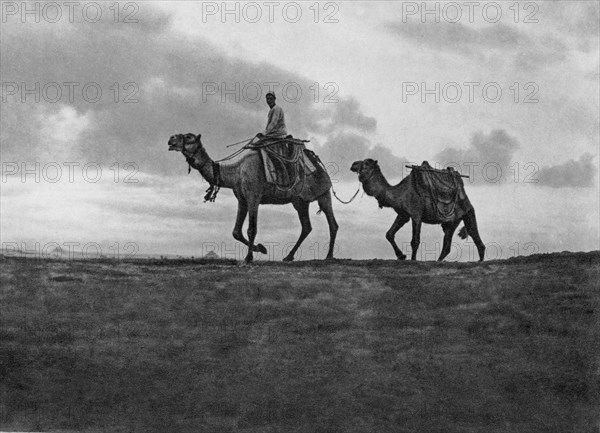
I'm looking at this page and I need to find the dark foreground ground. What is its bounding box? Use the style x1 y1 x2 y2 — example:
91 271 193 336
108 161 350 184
0 252 598 433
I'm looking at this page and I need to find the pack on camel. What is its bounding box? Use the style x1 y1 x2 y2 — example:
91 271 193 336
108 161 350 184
168 133 338 264
350 159 485 261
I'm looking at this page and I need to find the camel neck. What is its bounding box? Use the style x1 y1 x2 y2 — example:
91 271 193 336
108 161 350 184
362 171 391 205
186 147 231 188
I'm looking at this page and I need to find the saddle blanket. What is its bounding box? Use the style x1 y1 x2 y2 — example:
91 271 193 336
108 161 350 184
252 137 317 188
410 162 466 221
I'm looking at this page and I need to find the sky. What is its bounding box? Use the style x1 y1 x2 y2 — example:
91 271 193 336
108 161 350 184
1 1 599 261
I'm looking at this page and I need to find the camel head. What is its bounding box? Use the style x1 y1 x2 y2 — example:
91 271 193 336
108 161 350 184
168 133 203 157
350 158 379 182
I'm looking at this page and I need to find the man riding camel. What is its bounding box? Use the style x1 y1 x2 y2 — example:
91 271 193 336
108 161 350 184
252 90 292 157
250 91 314 187
257 91 287 139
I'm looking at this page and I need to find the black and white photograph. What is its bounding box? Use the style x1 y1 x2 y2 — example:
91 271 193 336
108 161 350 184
1 1 599 431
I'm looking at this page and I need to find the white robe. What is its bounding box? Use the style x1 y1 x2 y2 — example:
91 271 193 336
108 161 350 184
264 105 287 137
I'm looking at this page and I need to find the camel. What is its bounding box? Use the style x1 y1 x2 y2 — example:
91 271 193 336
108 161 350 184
168 133 338 263
350 159 485 261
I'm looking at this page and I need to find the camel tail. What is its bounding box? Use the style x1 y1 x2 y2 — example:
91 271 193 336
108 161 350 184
458 226 469 239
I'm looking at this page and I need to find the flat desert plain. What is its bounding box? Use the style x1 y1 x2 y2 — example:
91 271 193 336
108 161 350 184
1 252 598 433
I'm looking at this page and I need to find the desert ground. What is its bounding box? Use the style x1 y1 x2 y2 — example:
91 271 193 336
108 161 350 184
1 252 598 433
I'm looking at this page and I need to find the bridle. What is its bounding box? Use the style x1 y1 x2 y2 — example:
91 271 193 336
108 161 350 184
356 162 385 207
181 135 212 176
179 134 222 201
181 134 203 160
358 163 378 184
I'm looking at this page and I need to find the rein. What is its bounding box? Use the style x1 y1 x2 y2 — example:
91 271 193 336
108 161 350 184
183 136 222 202
317 156 363 205
183 134 364 205
331 183 361 204
216 136 310 163
331 166 377 205
203 161 220 202
225 137 254 148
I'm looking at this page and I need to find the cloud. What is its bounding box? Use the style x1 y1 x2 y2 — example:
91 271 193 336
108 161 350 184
434 129 520 185
330 98 377 132
0 3 383 255
385 18 570 73
546 95 600 145
38 105 93 161
315 132 370 175
315 132 407 181
386 21 531 55
537 153 596 188
0 6 376 177
512 35 569 72
573 3 600 37
542 2 600 41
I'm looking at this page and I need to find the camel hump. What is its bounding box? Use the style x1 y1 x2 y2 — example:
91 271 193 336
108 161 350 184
410 165 469 221
254 139 330 201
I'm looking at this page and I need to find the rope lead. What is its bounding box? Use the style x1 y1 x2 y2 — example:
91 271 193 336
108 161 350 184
331 184 361 204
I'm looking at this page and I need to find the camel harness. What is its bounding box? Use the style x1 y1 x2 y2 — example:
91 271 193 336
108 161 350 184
185 136 222 202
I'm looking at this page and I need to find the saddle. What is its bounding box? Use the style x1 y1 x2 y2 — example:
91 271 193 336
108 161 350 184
248 135 318 190
409 161 466 221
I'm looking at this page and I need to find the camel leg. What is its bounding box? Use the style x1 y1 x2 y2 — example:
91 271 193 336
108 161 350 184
232 201 267 255
410 219 422 261
463 209 485 261
283 201 311 262
386 213 410 260
244 200 260 264
439 220 461 261
317 191 338 260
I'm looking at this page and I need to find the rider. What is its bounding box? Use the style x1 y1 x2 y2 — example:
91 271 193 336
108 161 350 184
254 91 296 184
257 91 287 140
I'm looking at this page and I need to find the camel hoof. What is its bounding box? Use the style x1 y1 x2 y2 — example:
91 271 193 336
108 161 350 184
257 243 268 255
282 255 294 262
325 255 335 261
397 254 406 260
